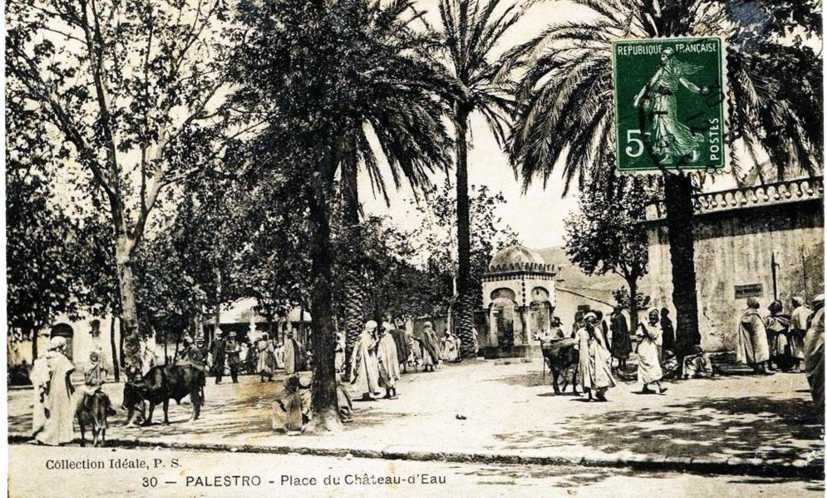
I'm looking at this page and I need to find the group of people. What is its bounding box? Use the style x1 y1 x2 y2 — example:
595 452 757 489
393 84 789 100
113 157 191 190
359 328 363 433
737 295 821 375
537 305 681 401
349 321 403 400
737 294 824 410
252 331 303 382
30 337 116 446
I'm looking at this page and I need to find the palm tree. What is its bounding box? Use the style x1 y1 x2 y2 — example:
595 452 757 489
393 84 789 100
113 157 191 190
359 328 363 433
508 0 821 356
233 0 454 428
336 0 457 374
437 0 524 358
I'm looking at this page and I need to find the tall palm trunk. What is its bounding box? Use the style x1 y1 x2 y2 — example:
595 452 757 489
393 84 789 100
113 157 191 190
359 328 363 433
663 173 701 355
340 156 366 378
306 151 342 432
454 105 476 358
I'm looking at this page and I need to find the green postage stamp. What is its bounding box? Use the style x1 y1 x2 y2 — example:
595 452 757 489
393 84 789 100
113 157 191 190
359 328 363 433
612 37 726 173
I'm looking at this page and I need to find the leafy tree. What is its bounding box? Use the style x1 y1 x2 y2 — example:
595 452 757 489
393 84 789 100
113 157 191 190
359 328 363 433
436 0 524 357
6 0 240 376
507 0 822 355
408 180 520 323
564 170 650 331
332 0 455 373
231 0 453 430
6 92 83 359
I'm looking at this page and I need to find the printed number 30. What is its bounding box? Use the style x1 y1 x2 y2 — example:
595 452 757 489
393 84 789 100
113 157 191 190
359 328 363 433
625 130 645 158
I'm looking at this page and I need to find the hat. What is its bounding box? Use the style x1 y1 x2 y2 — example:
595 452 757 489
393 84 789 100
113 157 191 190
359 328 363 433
583 312 597 322
49 336 67 351
215 328 223 336
423 321 433 329
365 320 378 331
814 294 825 305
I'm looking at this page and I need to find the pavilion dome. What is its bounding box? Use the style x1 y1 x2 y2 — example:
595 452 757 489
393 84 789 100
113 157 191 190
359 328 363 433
487 245 550 274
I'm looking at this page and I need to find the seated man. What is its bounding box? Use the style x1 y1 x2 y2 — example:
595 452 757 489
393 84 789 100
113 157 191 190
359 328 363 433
272 376 312 434
81 351 116 416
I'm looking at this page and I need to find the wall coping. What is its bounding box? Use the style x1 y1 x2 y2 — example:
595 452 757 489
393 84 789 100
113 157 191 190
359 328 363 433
645 176 823 222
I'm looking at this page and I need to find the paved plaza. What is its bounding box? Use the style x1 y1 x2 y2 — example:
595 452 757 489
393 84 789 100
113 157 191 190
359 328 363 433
8 358 824 475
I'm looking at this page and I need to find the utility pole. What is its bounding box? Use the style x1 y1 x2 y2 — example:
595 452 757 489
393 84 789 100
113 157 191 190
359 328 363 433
771 251 779 302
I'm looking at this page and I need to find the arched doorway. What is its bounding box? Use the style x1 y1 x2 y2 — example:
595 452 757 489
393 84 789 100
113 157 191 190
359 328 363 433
490 288 517 349
51 323 74 361
530 287 552 337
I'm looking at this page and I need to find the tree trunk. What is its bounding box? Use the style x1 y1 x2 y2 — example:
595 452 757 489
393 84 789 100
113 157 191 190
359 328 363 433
30 326 37 362
663 173 701 355
110 316 120 382
454 106 475 358
116 240 142 380
305 155 342 432
340 154 365 380
628 278 639 333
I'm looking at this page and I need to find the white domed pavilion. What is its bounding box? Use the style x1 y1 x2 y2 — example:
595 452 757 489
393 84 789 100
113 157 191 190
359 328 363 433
481 245 560 358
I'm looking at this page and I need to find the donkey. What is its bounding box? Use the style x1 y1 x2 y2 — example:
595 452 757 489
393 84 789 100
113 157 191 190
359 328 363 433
77 390 115 447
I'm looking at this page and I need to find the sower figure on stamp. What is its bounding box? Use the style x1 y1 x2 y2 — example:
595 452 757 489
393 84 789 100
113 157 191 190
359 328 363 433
633 47 709 166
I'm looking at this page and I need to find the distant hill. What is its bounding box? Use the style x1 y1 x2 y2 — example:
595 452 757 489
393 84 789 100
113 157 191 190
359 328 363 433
535 246 625 304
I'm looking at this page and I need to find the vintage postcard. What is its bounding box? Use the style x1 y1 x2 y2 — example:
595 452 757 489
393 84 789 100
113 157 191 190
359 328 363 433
4 0 824 497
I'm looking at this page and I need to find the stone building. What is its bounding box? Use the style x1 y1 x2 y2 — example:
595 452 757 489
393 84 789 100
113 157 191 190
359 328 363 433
642 177 824 352
480 245 560 358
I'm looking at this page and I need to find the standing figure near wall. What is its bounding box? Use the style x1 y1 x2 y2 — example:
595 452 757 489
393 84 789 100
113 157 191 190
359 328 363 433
736 298 773 375
790 296 812 373
765 300 791 371
804 295 824 419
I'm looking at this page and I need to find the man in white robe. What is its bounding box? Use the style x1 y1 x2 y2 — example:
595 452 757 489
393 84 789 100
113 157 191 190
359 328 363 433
376 326 401 399
736 297 772 374
578 313 616 401
32 337 77 445
790 296 813 372
349 321 382 400
283 332 301 375
636 310 667 394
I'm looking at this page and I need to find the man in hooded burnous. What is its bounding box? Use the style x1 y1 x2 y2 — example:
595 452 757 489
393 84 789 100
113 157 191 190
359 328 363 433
376 324 401 399
633 46 709 166
736 297 773 375
31 337 77 445
414 321 441 372
350 320 382 400
804 295 824 419
283 330 302 375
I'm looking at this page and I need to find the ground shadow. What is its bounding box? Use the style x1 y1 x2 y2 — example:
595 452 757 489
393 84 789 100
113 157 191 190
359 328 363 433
495 394 824 466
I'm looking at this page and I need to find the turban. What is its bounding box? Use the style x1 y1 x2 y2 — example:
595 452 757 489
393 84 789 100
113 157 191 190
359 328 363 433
49 336 67 351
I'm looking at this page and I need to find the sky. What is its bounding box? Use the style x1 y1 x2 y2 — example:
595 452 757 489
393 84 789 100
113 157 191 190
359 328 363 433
357 0 593 250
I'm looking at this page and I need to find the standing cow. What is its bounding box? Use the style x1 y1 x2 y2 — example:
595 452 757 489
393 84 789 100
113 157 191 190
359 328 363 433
123 364 205 426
